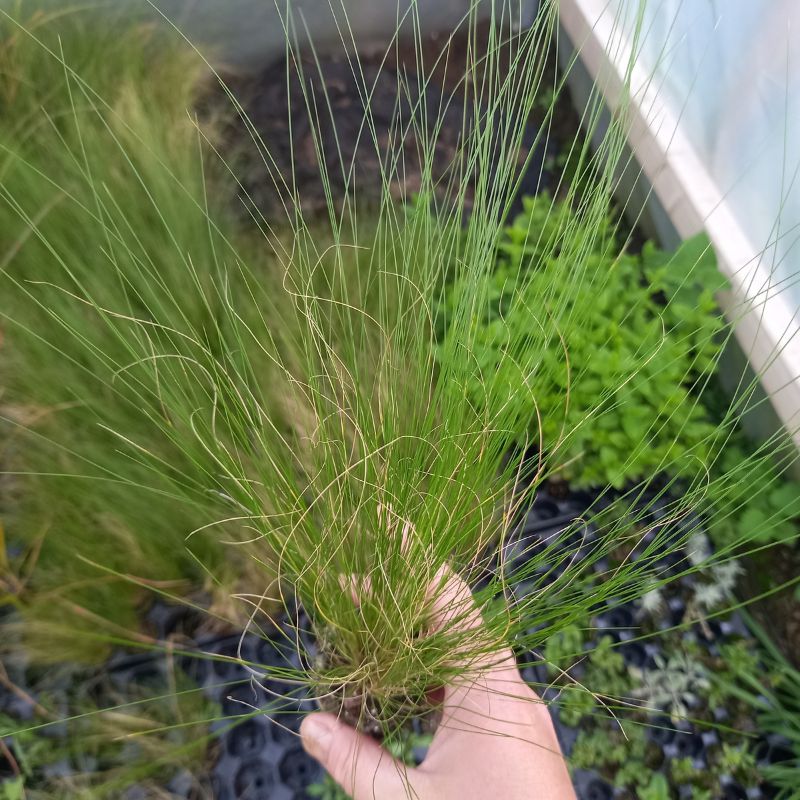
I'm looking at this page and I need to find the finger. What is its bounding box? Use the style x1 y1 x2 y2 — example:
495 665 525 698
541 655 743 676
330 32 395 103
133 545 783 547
300 712 420 800
425 564 521 711
338 573 373 606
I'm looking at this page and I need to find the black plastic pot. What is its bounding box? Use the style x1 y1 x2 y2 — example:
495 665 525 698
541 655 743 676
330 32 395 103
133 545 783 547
518 660 548 689
213 718 322 800
572 769 617 800
145 601 203 641
712 705 730 724
108 651 167 691
666 596 686 626
754 733 795 767
166 770 197 798
551 710 580 758
92 616 323 799
647 716 677 748
233 759 276 798
594 604 636 643
222 683 270 719
0 684 35 722
719 777 748 800
227 720 268 760
700 729 720 749
709 615 748 641
589 549 609 577
665 727 706 761
0 740 19 782
617 640 657 668
279 747 320 790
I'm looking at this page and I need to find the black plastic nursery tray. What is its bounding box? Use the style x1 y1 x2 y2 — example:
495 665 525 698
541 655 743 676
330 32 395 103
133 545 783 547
512 488 786 800
185 634 321 800
1 487 789 799
118 612 325 800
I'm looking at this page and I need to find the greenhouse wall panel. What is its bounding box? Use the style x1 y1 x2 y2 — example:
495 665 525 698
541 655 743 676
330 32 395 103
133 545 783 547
561 0 800 444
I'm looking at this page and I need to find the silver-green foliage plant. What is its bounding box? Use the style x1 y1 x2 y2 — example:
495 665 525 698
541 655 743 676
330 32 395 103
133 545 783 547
632 651 710 721
0 0 798 753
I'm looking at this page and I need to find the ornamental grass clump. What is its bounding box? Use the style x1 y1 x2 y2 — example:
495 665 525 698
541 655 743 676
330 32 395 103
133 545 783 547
0 0 798 768
0 9 284 657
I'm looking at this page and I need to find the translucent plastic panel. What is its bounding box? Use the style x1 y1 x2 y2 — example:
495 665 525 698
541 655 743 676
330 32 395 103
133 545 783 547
610 0 800 307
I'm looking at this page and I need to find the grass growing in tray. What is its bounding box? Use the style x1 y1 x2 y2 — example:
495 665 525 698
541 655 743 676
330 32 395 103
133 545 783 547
0 0 798 781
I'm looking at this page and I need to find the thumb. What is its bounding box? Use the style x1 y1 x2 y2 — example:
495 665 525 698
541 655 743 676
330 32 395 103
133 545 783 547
300 712 416 800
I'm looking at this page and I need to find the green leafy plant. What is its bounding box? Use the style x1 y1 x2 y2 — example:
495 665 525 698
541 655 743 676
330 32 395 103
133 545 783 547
0 781 23 800
586 636 631 701
707 446 800 550
570 726 633 771
558 685 596 727
538 625 631 727
544 624 586 674
723 619 800 799
436 195 725 488
308 775 351 800
719 743 758 781
718 640 761 682
639 772 670 800
570 729 611 770
670 756 702 785
555 562 774 794
570 722 651 789
615 754 654 791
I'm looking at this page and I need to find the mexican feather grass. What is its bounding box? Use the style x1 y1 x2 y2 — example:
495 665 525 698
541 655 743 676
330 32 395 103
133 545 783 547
0 0 798 788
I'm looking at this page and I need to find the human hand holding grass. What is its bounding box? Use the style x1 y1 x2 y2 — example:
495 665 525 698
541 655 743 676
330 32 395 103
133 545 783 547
300 568 576 799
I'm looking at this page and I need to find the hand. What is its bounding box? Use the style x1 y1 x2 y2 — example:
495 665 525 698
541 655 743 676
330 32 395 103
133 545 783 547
299 569 576 800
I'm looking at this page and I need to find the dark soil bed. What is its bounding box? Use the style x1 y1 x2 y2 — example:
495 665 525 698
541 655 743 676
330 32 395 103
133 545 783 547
743 545 800 671
209 21 579 222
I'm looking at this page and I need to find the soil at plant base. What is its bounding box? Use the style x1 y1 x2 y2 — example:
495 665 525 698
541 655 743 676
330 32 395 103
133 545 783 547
316 683 441 740
207 21 578 223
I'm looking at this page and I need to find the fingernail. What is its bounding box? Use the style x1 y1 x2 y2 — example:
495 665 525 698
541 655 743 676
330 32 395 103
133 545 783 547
300 714 336 761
